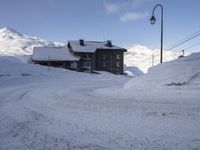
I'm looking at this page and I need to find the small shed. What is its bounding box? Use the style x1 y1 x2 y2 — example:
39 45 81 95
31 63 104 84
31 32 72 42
32 47 80 70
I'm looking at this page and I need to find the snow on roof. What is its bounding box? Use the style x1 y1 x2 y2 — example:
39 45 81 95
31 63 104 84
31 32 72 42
69 40 126 53
32 47 79 61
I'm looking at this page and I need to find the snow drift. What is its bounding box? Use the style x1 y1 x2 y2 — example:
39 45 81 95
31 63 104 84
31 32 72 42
125 52 200 89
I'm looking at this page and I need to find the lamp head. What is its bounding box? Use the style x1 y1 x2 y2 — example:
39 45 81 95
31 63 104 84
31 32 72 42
150 15 156 25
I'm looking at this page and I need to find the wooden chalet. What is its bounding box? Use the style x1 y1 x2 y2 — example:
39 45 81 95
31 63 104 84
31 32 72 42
32 40 127 75
68 40 127 74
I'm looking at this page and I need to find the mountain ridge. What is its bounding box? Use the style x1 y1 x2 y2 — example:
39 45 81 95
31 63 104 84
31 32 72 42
0 27 63 62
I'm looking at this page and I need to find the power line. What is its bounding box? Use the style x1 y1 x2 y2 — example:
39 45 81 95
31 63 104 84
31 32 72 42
184 41 200 50
137 30 200 67
167 30 200 48
166 32 200 51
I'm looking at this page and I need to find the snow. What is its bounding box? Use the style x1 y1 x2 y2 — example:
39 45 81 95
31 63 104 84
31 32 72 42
0 27 200 149
32 47 80 61
124 65 144 77
69 40 126 53
0 53 200 150
125 52 200 89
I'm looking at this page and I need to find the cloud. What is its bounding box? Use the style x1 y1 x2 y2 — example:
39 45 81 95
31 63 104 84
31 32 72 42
120 12 148 23
129 0 154 8
104 2 120 14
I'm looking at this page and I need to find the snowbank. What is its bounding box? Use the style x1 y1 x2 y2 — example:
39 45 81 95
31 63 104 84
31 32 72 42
124 66 144 77
125 52 200 89
95 53 200 103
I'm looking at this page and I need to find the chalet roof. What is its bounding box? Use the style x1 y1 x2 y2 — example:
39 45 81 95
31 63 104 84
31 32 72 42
68 40 126 53
32 47 80 61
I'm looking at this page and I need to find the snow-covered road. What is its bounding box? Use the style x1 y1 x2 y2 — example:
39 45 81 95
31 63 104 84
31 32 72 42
0 72 200 150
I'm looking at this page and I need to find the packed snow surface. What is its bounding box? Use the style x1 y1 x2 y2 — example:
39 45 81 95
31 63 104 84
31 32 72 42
0 53 200 150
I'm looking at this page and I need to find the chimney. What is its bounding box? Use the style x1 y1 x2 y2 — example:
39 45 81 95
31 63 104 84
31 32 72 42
79 39 85 46
105 40 112 47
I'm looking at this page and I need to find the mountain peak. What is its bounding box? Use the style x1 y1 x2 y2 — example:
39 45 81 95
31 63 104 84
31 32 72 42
0 27 61 61
0 27 23 37
125 44 181 73
0 27 16 32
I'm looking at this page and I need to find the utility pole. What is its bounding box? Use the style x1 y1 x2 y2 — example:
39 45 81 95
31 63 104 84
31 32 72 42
152 54 154 67
48 56 50 72
182 50 185 56
90 55 93 73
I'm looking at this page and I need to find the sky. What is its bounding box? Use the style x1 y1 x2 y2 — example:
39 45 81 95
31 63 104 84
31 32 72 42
0 0 200 52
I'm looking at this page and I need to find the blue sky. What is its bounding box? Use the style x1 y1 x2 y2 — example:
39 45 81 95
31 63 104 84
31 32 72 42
0 0 200 52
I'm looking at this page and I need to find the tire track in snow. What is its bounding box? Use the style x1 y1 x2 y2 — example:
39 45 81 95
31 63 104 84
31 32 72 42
0 79 118 150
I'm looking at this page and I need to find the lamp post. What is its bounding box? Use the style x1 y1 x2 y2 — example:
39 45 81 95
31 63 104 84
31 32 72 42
150 4 163 63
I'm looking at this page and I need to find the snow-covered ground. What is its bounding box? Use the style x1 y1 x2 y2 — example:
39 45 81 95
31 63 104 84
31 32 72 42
0 27 199 149
0 52 200 150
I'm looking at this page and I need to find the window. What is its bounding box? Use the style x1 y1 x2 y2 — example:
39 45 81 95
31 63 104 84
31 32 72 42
103 62 106 67
70 62 77 68
39 62 48 66
116 54 120 59
83 54 91 60
116 62 120 67
54 62 63 67
83 62 91 67
103 54 106 60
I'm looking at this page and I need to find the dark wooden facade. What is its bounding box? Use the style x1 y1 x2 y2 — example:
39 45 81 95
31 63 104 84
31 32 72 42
68 46 126 74
34 61 77 70
95 49 125 74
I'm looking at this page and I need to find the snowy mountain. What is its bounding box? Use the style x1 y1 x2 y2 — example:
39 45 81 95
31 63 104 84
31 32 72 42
0 27 63 62
125 45 183 73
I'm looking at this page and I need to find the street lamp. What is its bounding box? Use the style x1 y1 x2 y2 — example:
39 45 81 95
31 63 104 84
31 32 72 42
150 4 163 63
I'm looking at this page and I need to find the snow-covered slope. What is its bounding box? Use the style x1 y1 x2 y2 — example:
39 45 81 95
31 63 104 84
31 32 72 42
125 45 182 73
0 50 200 149
96 52 200 102
0 27 63 62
